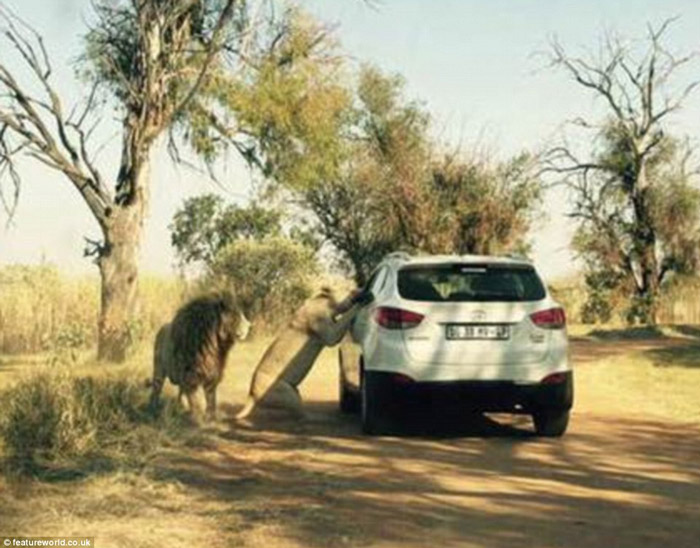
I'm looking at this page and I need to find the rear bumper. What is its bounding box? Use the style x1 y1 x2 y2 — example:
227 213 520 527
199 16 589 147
366 370 574 413
363 344 570 383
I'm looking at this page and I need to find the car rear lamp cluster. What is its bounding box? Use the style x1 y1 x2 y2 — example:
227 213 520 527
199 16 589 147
530 307 566 329
391 373 415 384
541 372 568 384
374 307 424 329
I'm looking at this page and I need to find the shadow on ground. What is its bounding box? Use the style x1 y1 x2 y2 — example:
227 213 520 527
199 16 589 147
569 328 700 368
148 400 700 548
570 335 697 364
644 344 700 368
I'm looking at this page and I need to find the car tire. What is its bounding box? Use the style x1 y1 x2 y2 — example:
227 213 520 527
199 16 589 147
361 371 390 435
532 409 570 437
339 374 361 415
338 349 361 414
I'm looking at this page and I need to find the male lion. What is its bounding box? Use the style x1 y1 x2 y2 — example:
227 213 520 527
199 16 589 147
236 287 370 420
149 291 250 421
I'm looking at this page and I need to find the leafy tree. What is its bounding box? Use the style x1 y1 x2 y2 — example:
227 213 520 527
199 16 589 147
170 194 318 325
0 1 246 360
181 7 351 189
170 194 281 267
429 152 542 256
303 175 396 285
0 2 342 360
209 236 317 326
548 21 700 324
302 67 542 284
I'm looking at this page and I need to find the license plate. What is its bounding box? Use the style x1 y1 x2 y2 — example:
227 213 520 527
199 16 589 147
445 324 510 340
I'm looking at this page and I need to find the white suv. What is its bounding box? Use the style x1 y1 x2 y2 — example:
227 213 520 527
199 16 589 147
339 253 572 436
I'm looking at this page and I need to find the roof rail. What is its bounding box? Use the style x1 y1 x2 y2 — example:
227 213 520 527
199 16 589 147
503 253 531 262
383 251 411 261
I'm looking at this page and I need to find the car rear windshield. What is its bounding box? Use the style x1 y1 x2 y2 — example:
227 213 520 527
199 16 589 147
397 263 546 302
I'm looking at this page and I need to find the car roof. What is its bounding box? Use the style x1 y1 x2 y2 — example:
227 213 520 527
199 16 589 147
384 253 533 268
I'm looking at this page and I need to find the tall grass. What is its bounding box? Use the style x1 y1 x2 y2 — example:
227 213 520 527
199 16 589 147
0 264 185 355
0 265 97 354
549 276 700 325
0 369 192 476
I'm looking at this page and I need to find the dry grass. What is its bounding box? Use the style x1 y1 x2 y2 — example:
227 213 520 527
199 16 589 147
568 323 700 423
550 276 700 325
0 265 185 355
567 323 695 339
0 471 229 548
576 348 700 424
0 336 333 548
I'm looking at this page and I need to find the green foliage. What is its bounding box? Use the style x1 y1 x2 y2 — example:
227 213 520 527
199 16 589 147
429 152 542 256
170 193 318 327
170 194 282 266
0 372 190 476
299 65 430 283
84 0 249 105
571 129 700 324
579 270 622 324
178 6 351 183
304 176 397 285
210 236 317 326
551 27 700 325
302 66 542 284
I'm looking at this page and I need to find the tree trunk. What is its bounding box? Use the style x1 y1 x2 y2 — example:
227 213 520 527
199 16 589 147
638 251 660 325
97 156 149 362
633 185 660 325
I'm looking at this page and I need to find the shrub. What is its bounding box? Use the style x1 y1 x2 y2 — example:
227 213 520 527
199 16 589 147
209 236 318 329
0 371 190 475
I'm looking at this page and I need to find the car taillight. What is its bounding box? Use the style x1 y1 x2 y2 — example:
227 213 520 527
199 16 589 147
541 372 568 384
391 373 415 384
374 307 424 329
530 307 566 329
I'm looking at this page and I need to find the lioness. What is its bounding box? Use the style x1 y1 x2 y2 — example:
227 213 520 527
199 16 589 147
236 287 368 420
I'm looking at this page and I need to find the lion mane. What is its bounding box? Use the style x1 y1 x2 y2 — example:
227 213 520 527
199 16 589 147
149 291 250 420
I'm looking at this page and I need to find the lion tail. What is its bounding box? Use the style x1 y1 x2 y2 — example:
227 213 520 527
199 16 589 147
235 397 256 420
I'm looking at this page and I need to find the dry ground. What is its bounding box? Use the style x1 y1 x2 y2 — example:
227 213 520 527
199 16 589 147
1 332 700 548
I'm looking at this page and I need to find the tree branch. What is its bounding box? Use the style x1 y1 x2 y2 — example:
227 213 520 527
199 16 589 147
170 0 238 120
0 6 110 227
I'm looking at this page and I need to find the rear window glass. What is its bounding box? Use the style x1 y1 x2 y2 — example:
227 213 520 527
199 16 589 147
398 263 546 302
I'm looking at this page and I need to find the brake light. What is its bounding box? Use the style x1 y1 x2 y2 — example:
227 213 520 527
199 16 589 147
391 373 415 384
374 307 424 329
541 372 568 384
530 307 566 329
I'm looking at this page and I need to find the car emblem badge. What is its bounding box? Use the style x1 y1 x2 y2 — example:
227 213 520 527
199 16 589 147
470 310 486 321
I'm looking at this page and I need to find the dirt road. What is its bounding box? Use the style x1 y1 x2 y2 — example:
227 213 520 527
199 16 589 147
152 337 700 548
2 337 699 548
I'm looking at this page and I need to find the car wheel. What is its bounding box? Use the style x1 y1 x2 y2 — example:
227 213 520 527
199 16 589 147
339 374 361 414
361 371 391 435
338 349 361 414
532 409 570 437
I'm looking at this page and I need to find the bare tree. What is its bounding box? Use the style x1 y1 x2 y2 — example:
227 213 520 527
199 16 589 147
546 20 700 324
0 1 265 360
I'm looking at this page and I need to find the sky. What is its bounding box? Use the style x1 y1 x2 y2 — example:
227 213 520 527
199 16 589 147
0 0 699 283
